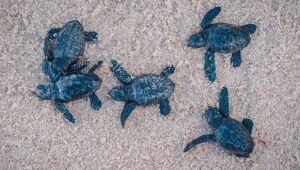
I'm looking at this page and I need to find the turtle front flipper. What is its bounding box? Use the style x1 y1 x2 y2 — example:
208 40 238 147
219 87 229 118
120 102 136 128
159 99 171 116
231 51 242 68
44 36 54 61
44 28 61 61
242 118 254 134
84 31 98 43
241 24 256 34
111 60 132 85
160 65 175 77
201 6 221 29
89 93 102 110
55 100 75 123
204 50 216 82
184 134 216 152
42 58 60 82
47 28 62 39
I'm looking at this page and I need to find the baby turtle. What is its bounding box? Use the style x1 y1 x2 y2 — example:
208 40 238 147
188 6 256 82
43 20 98 81
184 87 254 157
108 60 175 127
35 60 103 123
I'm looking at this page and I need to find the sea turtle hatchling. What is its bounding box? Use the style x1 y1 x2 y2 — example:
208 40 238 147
184 87 254 157
188 6 257 82
108 60 176 127
35 60 103 123
43 20 98 82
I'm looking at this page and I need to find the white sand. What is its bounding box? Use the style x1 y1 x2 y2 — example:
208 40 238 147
0 0 299 169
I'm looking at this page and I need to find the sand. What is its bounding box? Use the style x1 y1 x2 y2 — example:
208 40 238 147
0 0 299 169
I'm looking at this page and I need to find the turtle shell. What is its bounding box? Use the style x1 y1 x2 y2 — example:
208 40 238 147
49 20 86 74
215 119 254 157
126 74 175 105
53 20 85 60
55 73 101 102
206 23 250 53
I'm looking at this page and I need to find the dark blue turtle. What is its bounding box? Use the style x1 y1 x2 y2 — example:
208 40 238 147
108 60 175 127
35 60 103 123
43 20 98 82
188 6 257 82
184 87 254 157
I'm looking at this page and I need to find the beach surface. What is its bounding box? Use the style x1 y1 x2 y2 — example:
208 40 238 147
0 0 299 169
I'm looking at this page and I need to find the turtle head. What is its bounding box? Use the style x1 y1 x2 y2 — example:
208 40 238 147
35 84 53 100
205 107 224 129
187 31 207 48
108 86 126 101
233 142 254 158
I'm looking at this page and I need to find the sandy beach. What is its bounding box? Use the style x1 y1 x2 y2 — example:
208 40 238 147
0 0 299 169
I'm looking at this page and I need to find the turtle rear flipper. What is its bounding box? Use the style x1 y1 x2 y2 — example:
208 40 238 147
201 6 221 29
159 99 171 116
160 65 175 77
84 31 98 43
66 59 89 73
235 153 250 158
241 24 256 34
88 60 103 73
231 51 242 68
